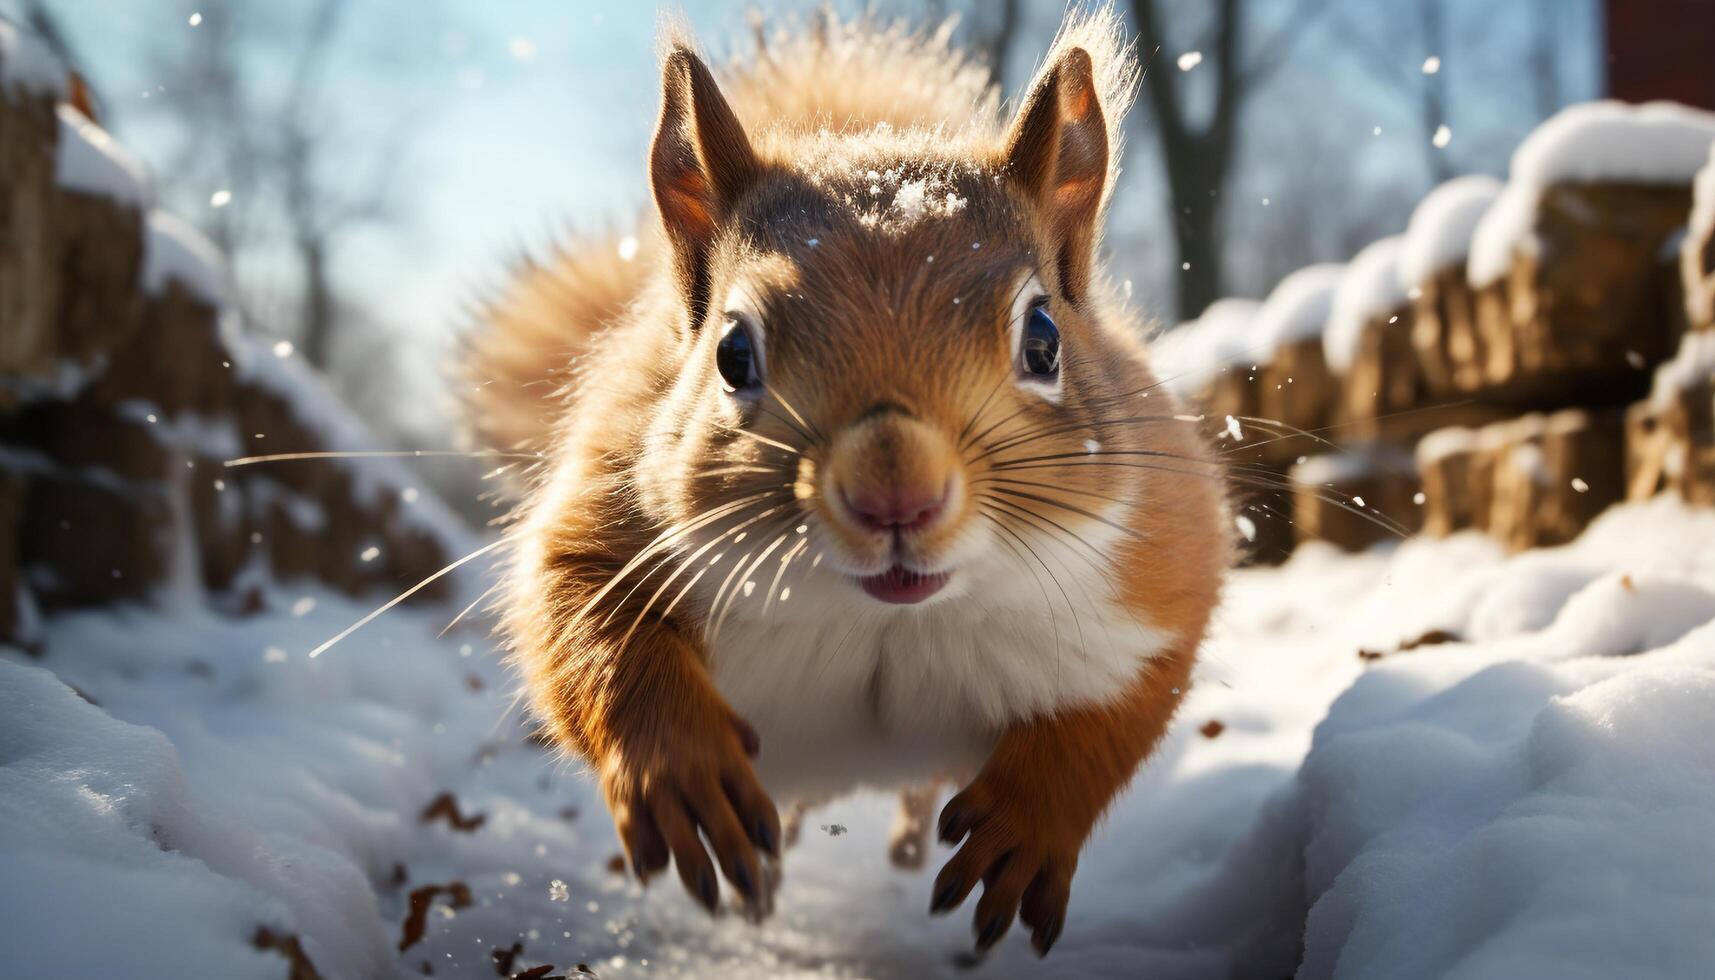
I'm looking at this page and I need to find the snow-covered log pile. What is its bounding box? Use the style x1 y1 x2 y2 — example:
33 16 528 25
1464 102 1714 403
1403 175 1503 395
1159 99 1715 557
1627 330 1715 506
1417 410 1626 549
1253 264 1342 444
1288 443 1421 552
0 25 469 649
1686 143 1715 332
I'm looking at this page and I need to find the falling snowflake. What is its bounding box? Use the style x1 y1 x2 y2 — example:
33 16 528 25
548 879 569 902
1176 51 1203 71
1234 514 1257 542
1432 125 1453 149
1421 56 1441 75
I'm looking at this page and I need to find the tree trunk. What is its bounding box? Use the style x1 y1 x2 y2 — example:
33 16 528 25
298 237 335 369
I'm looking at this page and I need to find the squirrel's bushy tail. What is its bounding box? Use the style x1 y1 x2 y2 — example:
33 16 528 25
457 231 654 458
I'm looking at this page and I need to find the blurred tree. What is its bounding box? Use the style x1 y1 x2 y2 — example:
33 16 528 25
1333 0 1458 183
1126 0 1335 321
143 0 408 372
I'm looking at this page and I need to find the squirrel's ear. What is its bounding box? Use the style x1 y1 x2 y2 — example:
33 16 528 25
650 45 759 330
1003 46 1109 305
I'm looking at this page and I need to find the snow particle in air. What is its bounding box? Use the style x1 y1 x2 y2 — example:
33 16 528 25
1432 125 1453 149
1177 51 1203 71
188 12 202 26
401 486 420 504
291 596 317 617
1413 491 1427 505
1571 477 1590 493
508 36 538 63
1421 55 1441 75
1235 514 1257 542
616 236 639 261
210 189 232 208
272 340 294 358
360 545 381 562
264 646 287 663
548 879 569 902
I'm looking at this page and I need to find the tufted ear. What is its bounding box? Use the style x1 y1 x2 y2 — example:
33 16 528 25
650 46 760 330
1003 46 1110 305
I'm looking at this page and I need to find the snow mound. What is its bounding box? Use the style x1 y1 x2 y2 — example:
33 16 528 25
1399 175 1503 287
1151 297 1262 396
142 210 225 304
1296 626 1715 980
7 497 1715 978
54 103 148 206
1324 237 1406 372
1469 101 1715 287
0 19 67 98
1250 263 1344 351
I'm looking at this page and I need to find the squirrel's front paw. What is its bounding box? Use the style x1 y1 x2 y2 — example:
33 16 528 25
928 776 1083 957
603 712 781 920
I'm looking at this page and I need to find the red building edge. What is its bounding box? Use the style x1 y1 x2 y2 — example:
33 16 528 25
1604 0 1715 109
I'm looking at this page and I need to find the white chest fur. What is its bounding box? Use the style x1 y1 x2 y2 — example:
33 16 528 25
701 531 1168 803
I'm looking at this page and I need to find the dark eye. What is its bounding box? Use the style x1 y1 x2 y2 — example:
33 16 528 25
716 317 761 393
1020 302 1060 378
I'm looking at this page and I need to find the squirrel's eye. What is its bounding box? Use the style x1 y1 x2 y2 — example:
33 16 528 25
716 318 761 392
1019 303 1060 378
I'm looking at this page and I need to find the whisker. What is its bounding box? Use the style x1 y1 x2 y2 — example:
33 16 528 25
598 500 788 629
709 517 801 644
723 424 805 458
991 457 1412 539
975 508 1067 663
309 538 506 659
225 449 541 467
985 485 1144 541
440 579 503 637
572 490 784 625
765 383 826 446
957 372 1012 451
761 536 810 619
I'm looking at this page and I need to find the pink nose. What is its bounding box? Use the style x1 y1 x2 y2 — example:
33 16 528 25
843 482 950 533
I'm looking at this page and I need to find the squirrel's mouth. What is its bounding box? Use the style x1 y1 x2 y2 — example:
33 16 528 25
855 564 951 605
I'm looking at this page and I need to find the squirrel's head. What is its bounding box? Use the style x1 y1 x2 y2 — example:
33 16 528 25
633 19 1199 612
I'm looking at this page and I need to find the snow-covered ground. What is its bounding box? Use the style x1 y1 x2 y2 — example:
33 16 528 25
5 498 1715 980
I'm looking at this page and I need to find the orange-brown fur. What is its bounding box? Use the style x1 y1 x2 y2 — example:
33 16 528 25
461 9 1229 957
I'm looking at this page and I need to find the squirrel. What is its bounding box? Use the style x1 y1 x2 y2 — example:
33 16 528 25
459 8 1228 959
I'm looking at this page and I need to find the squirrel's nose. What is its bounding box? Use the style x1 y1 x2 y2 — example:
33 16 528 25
842 480 951 534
